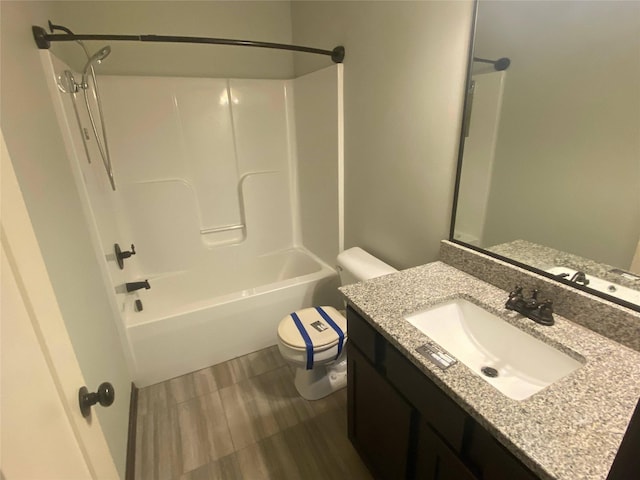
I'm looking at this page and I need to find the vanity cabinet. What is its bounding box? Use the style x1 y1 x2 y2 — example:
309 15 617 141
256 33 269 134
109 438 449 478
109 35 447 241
416 420 476 480
347 306 539 480
348 344 413 479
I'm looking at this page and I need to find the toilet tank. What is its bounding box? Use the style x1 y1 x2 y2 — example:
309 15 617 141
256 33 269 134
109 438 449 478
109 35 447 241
336 247 398 286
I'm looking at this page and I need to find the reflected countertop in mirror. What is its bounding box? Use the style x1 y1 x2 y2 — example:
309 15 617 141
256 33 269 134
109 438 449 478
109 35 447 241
451 0 640 310
488 240 640 305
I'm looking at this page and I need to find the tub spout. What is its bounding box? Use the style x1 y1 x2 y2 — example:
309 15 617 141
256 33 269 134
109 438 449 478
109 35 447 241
126 280 150 292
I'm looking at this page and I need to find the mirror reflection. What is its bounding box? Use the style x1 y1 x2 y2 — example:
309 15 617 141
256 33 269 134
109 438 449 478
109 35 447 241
453 0 640 307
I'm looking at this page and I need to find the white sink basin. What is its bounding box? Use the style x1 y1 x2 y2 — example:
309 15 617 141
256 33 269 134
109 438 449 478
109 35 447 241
546 266 640 305
405 298 583 401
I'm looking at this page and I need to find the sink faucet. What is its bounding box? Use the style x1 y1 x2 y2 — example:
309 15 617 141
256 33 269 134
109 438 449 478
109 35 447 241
569 271 590 286
505 286 554 326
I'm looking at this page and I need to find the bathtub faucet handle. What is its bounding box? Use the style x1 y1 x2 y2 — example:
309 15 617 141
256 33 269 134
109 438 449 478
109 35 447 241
114 243 136 269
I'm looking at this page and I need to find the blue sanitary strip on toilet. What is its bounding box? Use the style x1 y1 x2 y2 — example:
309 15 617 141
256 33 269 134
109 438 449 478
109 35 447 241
316 307 345 360
291 312 314 370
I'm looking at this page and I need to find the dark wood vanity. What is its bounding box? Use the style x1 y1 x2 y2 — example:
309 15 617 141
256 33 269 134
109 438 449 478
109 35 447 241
347 305 538 480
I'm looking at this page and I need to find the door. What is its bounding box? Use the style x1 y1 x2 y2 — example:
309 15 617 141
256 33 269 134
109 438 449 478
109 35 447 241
1 130 118 478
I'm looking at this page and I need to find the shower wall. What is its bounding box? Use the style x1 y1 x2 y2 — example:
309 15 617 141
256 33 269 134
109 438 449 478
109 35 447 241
293 65 344 266
43 49 342 382
100 76 297 276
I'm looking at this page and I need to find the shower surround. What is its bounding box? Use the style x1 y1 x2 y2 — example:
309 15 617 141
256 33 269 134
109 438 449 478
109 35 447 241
42 52 343 386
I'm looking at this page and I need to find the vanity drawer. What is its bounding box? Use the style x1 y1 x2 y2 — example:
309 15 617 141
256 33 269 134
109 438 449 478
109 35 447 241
385 343 468 452
347 306 378 364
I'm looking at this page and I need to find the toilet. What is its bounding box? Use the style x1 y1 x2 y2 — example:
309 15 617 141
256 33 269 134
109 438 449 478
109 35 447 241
277 247 397 400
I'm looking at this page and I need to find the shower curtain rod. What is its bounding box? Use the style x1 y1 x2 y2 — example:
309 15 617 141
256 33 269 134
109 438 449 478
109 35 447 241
32 25 346 63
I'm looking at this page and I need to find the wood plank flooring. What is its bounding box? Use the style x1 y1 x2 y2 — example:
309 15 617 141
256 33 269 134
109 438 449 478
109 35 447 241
135 346 372 480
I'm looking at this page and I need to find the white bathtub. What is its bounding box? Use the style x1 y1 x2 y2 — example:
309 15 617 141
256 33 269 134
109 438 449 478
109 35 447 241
125 248 340 386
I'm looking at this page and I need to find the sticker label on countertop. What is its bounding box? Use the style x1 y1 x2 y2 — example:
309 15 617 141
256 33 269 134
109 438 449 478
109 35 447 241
416 343 457 370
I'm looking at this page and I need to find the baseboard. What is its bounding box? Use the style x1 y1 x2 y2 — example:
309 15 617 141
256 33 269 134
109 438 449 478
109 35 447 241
125 382 139 480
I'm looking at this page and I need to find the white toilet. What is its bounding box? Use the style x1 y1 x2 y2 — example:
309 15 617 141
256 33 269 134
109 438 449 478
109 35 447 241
277 247 397 400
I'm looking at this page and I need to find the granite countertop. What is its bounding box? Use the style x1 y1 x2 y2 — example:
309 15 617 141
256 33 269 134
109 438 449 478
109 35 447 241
340 261 640 480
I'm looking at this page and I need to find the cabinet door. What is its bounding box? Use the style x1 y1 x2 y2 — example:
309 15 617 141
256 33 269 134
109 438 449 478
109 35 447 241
348 343 413 480
607 399 640 480
467 422 539 480
417 420 477 480
385 341 467 451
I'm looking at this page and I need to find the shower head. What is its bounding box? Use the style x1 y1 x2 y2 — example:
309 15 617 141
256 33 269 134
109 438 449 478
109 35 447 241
80 45 111 88
82 45 111 76
493 57 511 71
473 56 511 71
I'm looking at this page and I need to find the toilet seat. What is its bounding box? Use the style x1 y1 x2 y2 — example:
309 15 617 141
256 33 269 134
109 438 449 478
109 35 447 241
278 306 346 369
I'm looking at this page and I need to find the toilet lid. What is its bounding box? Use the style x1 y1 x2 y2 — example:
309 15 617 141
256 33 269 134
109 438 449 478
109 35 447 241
278 306 347 351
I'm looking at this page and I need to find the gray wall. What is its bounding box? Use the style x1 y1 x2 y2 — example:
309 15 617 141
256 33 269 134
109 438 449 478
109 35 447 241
0 2 132 477
477 1 640 269
291 1 473 269
50 0 294 79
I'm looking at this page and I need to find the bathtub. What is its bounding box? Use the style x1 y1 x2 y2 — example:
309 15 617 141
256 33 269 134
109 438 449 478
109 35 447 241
125 248 340 386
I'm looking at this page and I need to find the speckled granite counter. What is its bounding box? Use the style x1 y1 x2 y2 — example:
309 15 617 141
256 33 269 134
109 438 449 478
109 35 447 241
340 261 640 480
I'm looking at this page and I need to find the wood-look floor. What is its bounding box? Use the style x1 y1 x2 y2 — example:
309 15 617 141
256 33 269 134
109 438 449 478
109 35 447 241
135 346 373 480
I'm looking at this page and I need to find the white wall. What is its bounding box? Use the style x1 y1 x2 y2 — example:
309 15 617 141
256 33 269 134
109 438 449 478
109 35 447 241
96 76 296 276
293 65 343 266
478 1 640 268
50 0 294 79
95 71 339 263
0 2 132 477
291 1 474 269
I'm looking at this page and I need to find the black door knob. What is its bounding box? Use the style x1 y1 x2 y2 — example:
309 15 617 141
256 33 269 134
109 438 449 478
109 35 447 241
79 382 115 418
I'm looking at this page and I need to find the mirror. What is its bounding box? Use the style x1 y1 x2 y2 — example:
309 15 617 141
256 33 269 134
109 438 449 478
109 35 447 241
452 0 640 310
